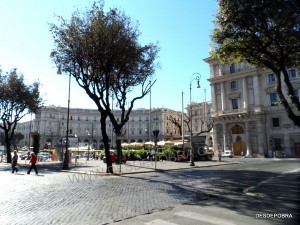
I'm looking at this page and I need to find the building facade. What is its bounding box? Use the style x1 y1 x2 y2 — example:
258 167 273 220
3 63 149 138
16 106 183 149
204 57 300 157
187 100 213 147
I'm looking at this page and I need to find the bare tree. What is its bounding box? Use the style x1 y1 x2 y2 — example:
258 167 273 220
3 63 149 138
168 114 184 136
194 117 214 136
169 114 214 137
50 1 159 173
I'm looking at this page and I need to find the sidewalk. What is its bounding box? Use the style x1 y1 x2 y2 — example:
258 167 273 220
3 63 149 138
64 157 240 175
0 157 241 174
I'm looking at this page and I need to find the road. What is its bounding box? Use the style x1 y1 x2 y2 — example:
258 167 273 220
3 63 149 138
0 158 299 225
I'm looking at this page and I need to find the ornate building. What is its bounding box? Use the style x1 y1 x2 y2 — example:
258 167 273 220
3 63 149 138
16 106 183 149
204 57 300 157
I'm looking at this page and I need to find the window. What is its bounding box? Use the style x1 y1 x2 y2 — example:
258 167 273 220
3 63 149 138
230 81 237 90
270 93 278 106
232 99 238 109
274 138 282 150
272 118 280 127
230 64 236 73
288 69 296 78
268 74 275 83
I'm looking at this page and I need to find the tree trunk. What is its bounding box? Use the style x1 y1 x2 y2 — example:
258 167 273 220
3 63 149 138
115 129 123 165
100 113 113 173
281 68 300 111
275 72 300 127
5 130 11 163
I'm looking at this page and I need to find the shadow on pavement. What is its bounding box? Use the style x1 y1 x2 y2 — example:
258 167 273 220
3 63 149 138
123 167 300 225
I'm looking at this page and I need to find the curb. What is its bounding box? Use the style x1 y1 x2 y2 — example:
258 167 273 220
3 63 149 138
61 161 242 176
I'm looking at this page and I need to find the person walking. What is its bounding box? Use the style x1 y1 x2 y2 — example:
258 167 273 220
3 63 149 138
27 152 38 175
11 150 19 173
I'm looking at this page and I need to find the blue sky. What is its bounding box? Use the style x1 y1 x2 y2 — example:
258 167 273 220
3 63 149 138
0 0 218 116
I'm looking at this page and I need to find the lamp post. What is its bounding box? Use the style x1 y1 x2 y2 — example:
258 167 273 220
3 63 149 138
149 80 152 142
87 131 91 161
153 129 159 170
181 91 185 153
189 73 201 166
74 134 79 166
58 67 71 170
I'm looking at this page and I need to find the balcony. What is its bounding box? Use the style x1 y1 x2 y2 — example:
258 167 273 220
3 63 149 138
213 108 249 117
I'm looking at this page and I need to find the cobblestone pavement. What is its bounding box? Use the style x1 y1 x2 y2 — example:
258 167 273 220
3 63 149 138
2 158 297 225
0 158 238 225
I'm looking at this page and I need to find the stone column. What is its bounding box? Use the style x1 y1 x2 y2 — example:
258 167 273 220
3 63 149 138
212 123 218 152
222 123 228 150
256 121 265 157
221 82 225 111
253 75 260 105
211 84 216 114
245 121 252 157
242 77 248 109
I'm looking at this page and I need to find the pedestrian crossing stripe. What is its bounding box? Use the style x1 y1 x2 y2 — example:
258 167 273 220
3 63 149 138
144 210 238 225
144 219 178 225
174 211 236 225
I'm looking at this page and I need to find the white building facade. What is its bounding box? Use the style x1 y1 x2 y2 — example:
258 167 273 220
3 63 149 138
16 106 183 149
204 57 300 157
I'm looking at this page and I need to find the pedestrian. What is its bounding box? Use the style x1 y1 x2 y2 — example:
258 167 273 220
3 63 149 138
27 152 38 175
11 150 19 173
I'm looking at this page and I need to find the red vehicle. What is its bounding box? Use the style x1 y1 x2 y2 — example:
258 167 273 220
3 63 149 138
103 150 127 163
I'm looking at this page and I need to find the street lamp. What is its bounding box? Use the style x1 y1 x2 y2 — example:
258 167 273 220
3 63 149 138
87 131 91 161
58 67 71 170
149 80 152 142
153 129 159 170
189 73 201 166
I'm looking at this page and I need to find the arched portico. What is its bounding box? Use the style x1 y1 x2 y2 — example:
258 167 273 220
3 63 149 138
231 125 246 156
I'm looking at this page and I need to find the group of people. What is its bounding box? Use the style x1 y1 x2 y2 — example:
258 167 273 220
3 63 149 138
11 150 38 175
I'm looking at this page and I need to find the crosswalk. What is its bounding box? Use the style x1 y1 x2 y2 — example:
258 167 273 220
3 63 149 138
138 205 274 225
144 209 239 225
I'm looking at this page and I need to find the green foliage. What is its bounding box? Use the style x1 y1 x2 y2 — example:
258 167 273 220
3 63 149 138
123 149 148 160
0 68 43 162
211 0 300 69
158 148 178 161
49 0 160 171
211 0 300 126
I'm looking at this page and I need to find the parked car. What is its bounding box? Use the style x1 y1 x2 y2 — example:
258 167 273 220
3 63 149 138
83 152 94 158
20 152 30 160
103 150 127 163
274 150 286 158
38 152 52 161
222 150 233 158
